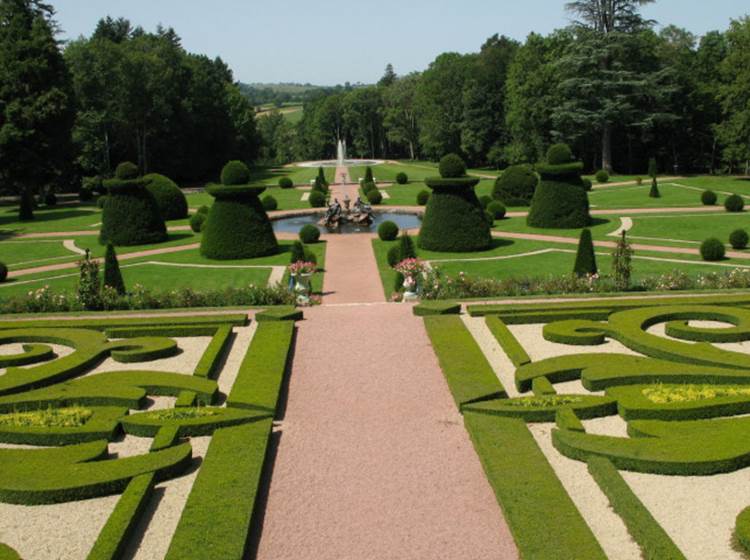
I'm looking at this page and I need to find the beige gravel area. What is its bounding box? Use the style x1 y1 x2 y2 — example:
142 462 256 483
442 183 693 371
215 325 256 397
94 336 212 375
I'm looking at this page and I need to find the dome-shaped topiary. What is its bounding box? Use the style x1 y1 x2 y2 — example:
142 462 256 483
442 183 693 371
115 162 139 180
419 156 491 252
0 262 7 283
487 201 506 220
547 144 574 165
220 161 251 186
438 154 467 178
702 190 717 206
299 224 321 244
279 177 294 189
378 220 399 241
396 172 408 185
492 164 538 206
200 181 278 260
144 173 188 220
701 237 726 261
730 229 749 250
100 163 167 246
527 144 590 229
725 194 745 213
309 190 326 208
417 190 430 206
262 195 278 211
190 212 206 233
582 178 593 192
595 170 610 184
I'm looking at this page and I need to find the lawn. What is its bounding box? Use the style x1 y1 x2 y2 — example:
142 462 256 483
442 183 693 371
370 180 495 207
0 203 102 235
627 213 750 245
588 182 717 209
186 185 311 211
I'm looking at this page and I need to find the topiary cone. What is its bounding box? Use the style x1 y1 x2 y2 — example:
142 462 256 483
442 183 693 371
573 228 597 277
104 243 126 295
649 177 660 198
418 154 491 252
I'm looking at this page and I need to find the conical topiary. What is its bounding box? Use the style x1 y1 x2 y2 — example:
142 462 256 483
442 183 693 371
103 243 126 295
418 154 492 252
573 228 597 277
527 144 591 229
100 162 167 246
649 177 660 198
200 161 279 260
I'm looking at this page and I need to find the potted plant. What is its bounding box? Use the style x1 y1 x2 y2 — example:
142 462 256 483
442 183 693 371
288 261 316 304
394 258 426 301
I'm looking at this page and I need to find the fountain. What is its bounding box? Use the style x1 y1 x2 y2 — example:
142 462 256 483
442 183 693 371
337 140 346 166
297 138 384 169
319 196 374 230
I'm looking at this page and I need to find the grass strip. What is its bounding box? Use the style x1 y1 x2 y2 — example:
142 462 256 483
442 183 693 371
227 322 294 413
464 412 606 559
0 314 248 331
587 457 686 560
424 316 506 408
164 419 272 560
485 316 531 367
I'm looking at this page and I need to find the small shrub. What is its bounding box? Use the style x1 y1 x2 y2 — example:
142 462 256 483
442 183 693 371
479 195 492 209
612 231 633 291
649 178 660 198
309 190 326 208
636 177 643 186
77 255 101 310
396 172 408 184
44 192 57 206
220 161 250 185
417 190 430 205
595 170 610 184
190 212 207 233
387 245 401 267
702 190 717 206
730 229 749 250
487 201 506 220
397 233 417 260
0 262 7 283
700 237 726 261
725 194 744 213
366 189 383 205
278 177 294 189
378 220 399 241
262 195 278 211
299 224 321 244
582 178 593 192
439 154 466 178
115 161 139 180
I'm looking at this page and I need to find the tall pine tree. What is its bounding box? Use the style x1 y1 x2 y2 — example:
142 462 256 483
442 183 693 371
0 0 75 220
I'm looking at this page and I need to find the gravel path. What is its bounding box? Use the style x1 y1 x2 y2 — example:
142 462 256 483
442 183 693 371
322 232 385 304
255 303 518 560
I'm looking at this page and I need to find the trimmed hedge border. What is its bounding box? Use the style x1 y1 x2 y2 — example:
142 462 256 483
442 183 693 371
485 316 531 367
412 301 461 316
121 407 269 438
464 412 607 559
164 419 272 560
423 316 506 408
227 322 295 413
736 507 750 554
0 314 248 332
255 306 303 322
464 395 616 422
587 457 685 560
193 325 234 379
0 406 126 446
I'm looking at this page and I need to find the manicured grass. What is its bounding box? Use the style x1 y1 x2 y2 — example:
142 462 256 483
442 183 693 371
588 182 721 209
628 213 750 245
0 203 101 235
0 240 78 266
186 185 311 211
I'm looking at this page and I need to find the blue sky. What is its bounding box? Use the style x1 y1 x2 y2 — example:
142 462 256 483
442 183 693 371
53 0 748 85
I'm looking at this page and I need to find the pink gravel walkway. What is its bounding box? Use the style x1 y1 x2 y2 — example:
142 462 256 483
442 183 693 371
321 233 386 304
256 304 518 560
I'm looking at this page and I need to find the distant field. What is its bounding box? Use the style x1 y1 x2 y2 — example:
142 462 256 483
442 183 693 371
255 104 304 123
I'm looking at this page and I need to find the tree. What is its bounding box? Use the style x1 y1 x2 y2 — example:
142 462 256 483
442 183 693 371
0 0 75 220
383 74 420 160
378 63 397 87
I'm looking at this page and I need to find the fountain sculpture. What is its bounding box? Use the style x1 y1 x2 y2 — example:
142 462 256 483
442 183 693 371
319 196 374 230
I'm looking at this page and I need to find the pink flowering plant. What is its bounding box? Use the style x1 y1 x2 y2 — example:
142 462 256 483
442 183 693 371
394 258 425 278
288 261 317 275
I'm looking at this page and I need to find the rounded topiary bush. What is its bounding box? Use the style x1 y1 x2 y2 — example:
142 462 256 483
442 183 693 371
190 212 206 233
527 144 591 229
100 163 167 247
115 161 139 180
143 173 188 220
45 192 57 206
439 153 466 178
702 190 718 206
725 194 745 213
417 190 430 206
299 224 320 244
262 195 278 211
309 190 326 208
595 170 610 184
0 262 7 283
220 160 251 186
730 229 749 250
487 201 506 220
279 177 294 189
378 220 399 241
493 164 538 206
396 172 408 185
701 237 726 261
582 178 593 192
366 189 383 205
419 154 491 252
200 161 279 260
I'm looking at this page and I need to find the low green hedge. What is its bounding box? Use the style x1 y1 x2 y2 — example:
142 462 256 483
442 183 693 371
465 394 616 422
227 321 295 413
485 316 531 367
587 457 685 560
423 316 506 408
412 301 461 316
121 407 269 437
165 419 272 560
0 406 125 446
464 412 607 559
0 343 54 368
193 325 233 379
255 306 303 322
0 314 248 331
736 507 750 554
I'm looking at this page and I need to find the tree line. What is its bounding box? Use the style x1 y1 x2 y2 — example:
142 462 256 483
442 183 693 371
261 1 749 175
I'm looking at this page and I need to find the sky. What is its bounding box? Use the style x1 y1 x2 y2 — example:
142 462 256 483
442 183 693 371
52 0 749 86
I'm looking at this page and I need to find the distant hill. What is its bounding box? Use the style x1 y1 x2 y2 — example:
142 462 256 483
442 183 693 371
238 83 326 106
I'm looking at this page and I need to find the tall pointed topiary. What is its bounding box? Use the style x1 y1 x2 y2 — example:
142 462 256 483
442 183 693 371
418 154 491 252
200 161 279 260
100 162 167 246
103 243 126 295
573 229 597 277
527 144 591 229
649 177 661 198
